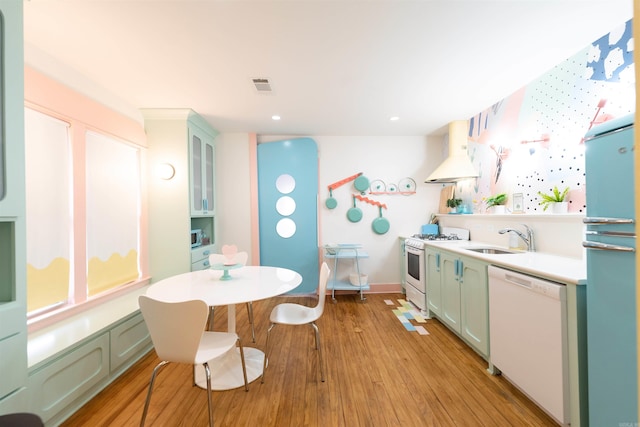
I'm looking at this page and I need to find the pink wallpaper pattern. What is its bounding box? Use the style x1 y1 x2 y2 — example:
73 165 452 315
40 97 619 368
459 19 634 213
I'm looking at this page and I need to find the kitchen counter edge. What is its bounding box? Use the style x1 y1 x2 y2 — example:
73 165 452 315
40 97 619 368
419 239 586 286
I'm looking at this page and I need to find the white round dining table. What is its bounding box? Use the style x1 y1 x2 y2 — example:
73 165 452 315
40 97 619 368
146 265 302 390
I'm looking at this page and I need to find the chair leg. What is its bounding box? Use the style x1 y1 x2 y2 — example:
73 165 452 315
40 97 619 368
261 323 276 383
208 306 216 331
237 338 249 391
140 360 170 427
246 302 256 343
203 362 214 427
311 322 325 382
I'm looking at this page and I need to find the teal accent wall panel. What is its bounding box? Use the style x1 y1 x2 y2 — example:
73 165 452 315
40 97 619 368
257 138 319 294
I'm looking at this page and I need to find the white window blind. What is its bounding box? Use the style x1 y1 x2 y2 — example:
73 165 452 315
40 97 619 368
24 108 71 312
85 131 140 296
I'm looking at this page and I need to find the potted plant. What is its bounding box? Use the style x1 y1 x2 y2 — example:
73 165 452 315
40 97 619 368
538 186 569 213
446 197 463 213
485 193 507 214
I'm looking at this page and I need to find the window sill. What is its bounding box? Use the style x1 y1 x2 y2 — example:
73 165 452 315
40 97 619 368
27 281 150 368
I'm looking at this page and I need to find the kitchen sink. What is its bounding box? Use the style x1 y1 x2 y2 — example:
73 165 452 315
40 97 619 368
465 247 517 255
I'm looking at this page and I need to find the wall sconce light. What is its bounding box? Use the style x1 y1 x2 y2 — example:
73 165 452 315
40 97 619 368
158 163 175 180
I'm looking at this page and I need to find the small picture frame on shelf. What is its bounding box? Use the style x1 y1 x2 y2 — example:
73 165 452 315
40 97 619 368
512 193 524 213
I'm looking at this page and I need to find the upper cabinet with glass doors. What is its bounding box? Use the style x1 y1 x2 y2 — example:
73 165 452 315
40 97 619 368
189 120 216 217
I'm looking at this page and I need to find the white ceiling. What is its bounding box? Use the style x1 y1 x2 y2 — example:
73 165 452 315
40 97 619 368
23 0 633 136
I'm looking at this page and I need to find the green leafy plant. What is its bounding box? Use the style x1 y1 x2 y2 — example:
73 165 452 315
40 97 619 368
446 198 462 208
538 186 569 211
485 193 507 208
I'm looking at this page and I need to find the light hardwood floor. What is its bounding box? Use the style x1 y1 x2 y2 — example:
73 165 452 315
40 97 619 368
62 293 558 427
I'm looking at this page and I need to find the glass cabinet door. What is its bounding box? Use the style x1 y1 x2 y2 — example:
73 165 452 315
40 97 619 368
190 133 203 213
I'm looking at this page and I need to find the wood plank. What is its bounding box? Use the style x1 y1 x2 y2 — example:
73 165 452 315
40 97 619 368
61 294 559 427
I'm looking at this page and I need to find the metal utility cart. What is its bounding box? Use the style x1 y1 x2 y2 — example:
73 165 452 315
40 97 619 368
323 244 369 301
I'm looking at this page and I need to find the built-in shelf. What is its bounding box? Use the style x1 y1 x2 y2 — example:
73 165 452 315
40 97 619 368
436 213 585 221
0 221 15 303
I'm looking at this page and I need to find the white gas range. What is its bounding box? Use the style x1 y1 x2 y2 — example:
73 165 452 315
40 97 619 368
404 227 470 314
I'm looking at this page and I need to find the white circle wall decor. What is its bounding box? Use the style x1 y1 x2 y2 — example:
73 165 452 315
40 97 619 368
276 196 296 216
276 218 296 238
275 174 295 194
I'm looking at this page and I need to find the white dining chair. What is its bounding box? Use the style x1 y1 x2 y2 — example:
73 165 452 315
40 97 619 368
261 262 330 383
208 252 255 341
138 295 248 427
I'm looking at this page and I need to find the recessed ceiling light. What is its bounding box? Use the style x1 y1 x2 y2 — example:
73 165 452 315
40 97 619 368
272 115 281 121
390 116 400 121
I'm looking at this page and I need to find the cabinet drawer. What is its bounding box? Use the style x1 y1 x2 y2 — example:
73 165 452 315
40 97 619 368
0 331 27 398
191 244 213 263
110 313 151 373
191 258 210 271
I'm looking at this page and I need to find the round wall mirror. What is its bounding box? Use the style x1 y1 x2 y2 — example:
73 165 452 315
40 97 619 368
275 174 295 194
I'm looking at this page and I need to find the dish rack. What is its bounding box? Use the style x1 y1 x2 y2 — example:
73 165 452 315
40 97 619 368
323 244 369 301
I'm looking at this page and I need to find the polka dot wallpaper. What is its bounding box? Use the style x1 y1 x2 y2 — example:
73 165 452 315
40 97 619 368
458 19 634 214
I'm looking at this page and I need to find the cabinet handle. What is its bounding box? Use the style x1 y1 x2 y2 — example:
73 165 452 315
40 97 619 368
458 260 464 283
203 260 210 267
436 253 440 271
454 259 460 280
203 250 210 256
203 199 208 211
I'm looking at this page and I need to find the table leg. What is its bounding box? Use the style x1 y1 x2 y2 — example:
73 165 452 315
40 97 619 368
194 303 264 390
194 347 265 390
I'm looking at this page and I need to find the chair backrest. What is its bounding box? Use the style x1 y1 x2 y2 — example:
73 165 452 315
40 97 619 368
209 251 248 266
138 295 208 364
311 262 331 320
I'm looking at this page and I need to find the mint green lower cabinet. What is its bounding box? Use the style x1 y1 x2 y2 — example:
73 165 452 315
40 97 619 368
28 333 110 425
440 252 461 332
459 257 489 357
425 248 441 316
427 248 489 359
26 312 152 425
0 307 27 399
110 313 152 374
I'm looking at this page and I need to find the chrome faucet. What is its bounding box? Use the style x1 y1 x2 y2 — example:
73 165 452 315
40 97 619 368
498 224 535 252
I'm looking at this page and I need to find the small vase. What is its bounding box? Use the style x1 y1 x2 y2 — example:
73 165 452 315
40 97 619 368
491 205 506 214
551 202 568 214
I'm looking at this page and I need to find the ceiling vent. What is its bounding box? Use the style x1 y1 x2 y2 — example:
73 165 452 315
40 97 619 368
252 78 273 94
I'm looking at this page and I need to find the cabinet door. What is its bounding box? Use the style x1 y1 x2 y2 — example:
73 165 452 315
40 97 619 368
189 123 215 216
459 256 489 356
440 252 461 333
426 248 442 316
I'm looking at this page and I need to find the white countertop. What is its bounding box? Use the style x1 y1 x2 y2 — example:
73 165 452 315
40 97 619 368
420 240 586 285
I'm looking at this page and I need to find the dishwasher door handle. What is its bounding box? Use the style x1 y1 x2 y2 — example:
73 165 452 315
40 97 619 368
504 273 533 289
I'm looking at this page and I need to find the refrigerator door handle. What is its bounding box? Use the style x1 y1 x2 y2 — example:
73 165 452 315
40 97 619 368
586 230 636 238
582 240 636 252
583 217 635 225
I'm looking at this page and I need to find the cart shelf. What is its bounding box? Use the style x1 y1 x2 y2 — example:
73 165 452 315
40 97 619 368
323 244 369 301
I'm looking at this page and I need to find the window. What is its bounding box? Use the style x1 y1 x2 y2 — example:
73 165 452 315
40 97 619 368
85 131 141 296
24 108 72 313
25 107 144 317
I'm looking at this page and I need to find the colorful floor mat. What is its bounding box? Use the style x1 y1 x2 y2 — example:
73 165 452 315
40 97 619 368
386 299 430 335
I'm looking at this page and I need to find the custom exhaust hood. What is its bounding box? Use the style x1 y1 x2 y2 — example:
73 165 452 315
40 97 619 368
425 120 478 183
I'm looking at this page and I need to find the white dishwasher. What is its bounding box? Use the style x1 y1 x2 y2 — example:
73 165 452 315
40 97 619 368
488 266 569 425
